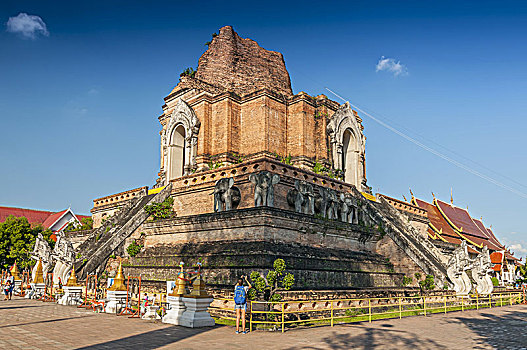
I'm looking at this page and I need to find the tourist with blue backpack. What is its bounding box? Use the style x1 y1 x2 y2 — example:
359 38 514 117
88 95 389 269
234 275 252 334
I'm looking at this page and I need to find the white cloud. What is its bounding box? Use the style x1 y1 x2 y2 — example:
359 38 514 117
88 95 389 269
6 13 49 39
376 56 408 77
510 243 527 255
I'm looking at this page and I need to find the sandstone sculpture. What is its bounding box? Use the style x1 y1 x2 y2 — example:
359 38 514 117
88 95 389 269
214 178 241 212
339 193 356 224
287 180 315 215
249 171 280 207
316 187 339 219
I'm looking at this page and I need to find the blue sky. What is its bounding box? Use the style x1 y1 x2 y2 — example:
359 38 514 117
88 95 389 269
1 1 526 256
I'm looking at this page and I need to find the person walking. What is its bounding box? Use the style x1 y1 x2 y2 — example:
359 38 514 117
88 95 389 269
234 275 252 334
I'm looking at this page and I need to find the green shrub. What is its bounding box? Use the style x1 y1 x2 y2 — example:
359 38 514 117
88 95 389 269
126 240 143 257
491 277 499 286
402 275 413 287
144 197 174 220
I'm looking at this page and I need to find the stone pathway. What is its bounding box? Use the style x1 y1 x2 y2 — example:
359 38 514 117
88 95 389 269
0 297 526 349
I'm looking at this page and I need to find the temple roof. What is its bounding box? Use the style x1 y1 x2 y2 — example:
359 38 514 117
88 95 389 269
412 196 515 260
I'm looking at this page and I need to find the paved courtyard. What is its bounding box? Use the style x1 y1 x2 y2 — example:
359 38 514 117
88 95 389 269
0 297 526 349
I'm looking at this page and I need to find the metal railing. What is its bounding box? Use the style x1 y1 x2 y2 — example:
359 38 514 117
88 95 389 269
210 291 524 332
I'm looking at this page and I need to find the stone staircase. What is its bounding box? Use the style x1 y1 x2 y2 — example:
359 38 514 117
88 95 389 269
75 184 172 279
350 187 449 283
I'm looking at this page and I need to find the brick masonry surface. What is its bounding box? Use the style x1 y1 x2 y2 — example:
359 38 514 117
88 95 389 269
1 297 526 349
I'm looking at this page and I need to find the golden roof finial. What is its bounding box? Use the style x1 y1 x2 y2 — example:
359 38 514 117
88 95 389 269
65 267 80 287
33 259 44 284
11 262 21 281
402 195 408 203
450 188 453 205
108 259 127 291
431 191 436 199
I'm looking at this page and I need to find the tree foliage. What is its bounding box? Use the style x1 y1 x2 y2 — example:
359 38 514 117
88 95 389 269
144 197 174 220
249 258 295 302
516 259 527 284
0 216 55 269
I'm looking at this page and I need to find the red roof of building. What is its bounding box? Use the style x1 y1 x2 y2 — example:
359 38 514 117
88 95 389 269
0 206 54 226
412 196 510 255
0 206 90 232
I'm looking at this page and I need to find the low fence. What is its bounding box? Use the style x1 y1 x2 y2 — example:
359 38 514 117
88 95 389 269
210 291 525 332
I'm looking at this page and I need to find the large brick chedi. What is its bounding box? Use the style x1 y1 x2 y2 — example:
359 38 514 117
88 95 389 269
157 26 368 192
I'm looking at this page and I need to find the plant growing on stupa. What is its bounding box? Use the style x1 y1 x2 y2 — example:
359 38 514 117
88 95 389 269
249 258 295 302
126 240 143 257
144 197 174 220
180 67 196 78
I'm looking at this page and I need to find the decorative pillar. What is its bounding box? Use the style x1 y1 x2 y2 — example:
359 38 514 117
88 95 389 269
31 259 46 298
105 261 128 313
162 263 187 325
179 273 215 328
11 262 22 292
59 268 83 306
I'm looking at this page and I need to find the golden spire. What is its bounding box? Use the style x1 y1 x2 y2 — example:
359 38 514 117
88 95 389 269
65 268 80 287
169 262 187 296
33 259 44 284
11 262 21 281
108 260 127 291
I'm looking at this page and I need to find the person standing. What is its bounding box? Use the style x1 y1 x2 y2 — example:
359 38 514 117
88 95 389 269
4 271 14 300
234 275 252 334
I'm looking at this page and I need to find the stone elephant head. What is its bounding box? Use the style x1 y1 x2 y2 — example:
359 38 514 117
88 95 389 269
315 187 338 219
249 171 280 207
214 177 241 212
339 193 355 223
287 180 315 215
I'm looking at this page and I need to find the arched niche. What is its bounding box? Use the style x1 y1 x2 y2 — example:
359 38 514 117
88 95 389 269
161 99 201 184
168 124 186 181
342 128 358 185
326 102 367 191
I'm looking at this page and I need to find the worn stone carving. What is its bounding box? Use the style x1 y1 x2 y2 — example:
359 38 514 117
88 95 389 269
287 180 315 215
214 178 241 212
30 233 54 282
339 193 356 224
472 246 494 295
52 231 76 286
446 241 473 295
316 187 339 219
249 171 280 207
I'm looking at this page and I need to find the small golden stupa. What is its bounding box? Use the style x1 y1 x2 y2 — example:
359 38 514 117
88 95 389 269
65 268 81 287
107 261 127 291
33 259 44 284
11 262 21 281
169 263 187 296
186 273 210 298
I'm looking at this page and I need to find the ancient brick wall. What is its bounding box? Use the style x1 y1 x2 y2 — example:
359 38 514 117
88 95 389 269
195 26 293 97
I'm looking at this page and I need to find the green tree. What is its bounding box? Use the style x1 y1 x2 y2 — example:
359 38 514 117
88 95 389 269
249 258 295 302
0 216 55 269
516 259 527 284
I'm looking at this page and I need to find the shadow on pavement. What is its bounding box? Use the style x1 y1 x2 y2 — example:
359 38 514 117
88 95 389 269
75 325 220 350
285 326 448 350
453 306 527 350
0 315 96 329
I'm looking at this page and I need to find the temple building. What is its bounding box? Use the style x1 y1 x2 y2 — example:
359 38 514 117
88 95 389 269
382 193 520 286
71 26 517 294
0 206 89 240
